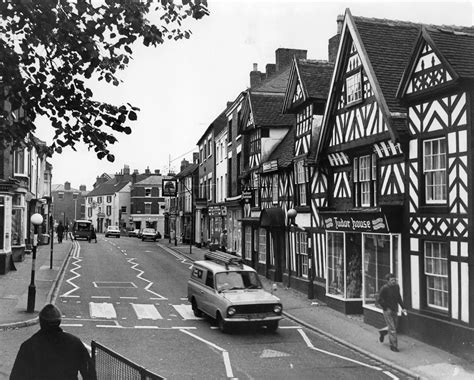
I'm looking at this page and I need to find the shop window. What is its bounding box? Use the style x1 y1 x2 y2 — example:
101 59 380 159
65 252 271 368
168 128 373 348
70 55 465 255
296 232 308 278
353 154 377 207
258 228 266 264
11 208 23 246
346 71 363 106
295 160 307 206
363 234 400 308
424 241 449 311
327 232 362 299
327 232 345 296
423 138 447 204
244 226 252 260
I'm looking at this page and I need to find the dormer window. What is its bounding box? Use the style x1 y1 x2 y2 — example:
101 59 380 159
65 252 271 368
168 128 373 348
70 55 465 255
346 71 363 106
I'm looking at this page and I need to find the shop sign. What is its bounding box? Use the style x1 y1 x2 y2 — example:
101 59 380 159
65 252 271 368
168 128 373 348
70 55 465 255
322 213 389 233
162 179 177 197
242 191 252 200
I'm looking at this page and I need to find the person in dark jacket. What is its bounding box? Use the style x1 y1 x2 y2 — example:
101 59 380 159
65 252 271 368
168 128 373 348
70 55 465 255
10 304 96 380
56 222 65 243
89 226 97 243
377 273 407 352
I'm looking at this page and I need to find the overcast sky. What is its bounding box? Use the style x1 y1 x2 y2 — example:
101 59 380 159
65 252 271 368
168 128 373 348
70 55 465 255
36 0 473 191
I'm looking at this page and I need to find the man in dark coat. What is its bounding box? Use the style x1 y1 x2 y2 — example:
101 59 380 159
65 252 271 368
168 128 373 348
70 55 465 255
56 222 65 243
377 273 407 352
10 304 96 380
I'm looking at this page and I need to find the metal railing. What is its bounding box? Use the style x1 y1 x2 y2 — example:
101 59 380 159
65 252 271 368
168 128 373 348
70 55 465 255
91 340 166 380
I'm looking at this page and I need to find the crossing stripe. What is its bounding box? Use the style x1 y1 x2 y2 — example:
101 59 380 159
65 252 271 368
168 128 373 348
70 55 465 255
173 304 201 320
132 304 162 320
89 302 117 319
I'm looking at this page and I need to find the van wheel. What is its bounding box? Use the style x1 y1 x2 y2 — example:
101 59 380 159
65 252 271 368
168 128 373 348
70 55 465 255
266 321 279 332
191 299 203 318
217 313 229 333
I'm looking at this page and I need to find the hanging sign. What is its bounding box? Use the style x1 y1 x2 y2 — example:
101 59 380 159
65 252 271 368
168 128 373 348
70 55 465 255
322 212 389 233
162 179 177 197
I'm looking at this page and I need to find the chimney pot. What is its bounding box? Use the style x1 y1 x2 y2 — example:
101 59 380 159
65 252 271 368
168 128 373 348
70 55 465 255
337 14 344 34
253 63 258 71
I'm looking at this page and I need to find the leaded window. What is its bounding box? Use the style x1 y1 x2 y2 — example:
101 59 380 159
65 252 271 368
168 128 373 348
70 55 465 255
346 71 362 105
295 160 307 206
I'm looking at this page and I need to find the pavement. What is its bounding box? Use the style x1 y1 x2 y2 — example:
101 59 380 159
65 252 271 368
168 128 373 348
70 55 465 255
1 237 474 380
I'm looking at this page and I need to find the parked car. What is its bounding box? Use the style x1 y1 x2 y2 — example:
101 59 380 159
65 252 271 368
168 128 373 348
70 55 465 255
128 229 140 237
141 228 158 241
105 225 121 238
187 251 282 333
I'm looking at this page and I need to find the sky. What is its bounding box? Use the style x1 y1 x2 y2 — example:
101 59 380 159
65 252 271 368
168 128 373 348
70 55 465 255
36 0 474 191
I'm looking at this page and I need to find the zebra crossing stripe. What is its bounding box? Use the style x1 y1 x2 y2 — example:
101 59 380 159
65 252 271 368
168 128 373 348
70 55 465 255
89 302 117 319
132 304 163 320
173 304 201 320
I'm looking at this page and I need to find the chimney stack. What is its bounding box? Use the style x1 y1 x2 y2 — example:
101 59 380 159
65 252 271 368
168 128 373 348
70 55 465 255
180 159 189 172
249 63 264 88
64 181 71 191
275 48 307 73
193 152 199 164
145 166 151 174
265 63 276 78
123 164 130 175
79 185 86 191
154 169 161 175
328 15 344 63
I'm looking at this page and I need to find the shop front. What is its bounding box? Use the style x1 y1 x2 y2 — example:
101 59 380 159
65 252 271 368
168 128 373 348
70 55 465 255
208 204 227 249
321 210 402 318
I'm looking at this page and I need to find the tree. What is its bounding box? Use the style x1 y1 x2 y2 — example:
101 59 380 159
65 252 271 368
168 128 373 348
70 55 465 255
0 0 208 161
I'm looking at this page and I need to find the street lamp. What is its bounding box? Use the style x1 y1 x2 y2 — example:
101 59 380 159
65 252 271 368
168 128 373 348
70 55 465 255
27 213 44 313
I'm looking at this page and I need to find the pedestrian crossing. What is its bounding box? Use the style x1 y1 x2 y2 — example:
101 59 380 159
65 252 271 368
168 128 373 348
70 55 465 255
61 299 201 322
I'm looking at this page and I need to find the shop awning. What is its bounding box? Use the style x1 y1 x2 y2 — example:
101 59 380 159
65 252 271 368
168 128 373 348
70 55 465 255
260 207 285 228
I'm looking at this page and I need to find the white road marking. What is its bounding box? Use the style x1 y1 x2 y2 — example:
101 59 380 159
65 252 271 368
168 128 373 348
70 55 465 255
60 244 82 297
62 324 83 327
132 304 162 320
279 326 301 329
172 304 202 320
89 302 117 319
120 296 138 299
91 296 111 299
97 325 123 328
297 329 382 371
158 244 189 263
383 371 399 380
180 329 234 378
134 326 159 329
127 258 167 299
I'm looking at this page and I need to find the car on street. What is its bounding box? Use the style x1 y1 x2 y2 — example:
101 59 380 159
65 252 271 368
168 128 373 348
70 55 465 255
72 220 92 241
105 225 121 238
141 228 158 241
187 251 282 333
128 229 140 237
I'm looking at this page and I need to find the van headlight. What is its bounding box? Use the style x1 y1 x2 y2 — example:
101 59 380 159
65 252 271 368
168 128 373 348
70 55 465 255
273 305 282 314
227 307 236 317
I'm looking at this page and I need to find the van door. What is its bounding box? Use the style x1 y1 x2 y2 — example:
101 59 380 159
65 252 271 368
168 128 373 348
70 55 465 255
200 270 216 317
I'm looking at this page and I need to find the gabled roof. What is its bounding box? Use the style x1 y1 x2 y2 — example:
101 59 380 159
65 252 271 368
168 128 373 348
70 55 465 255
245 92 294 129
52 184 80 192
134 175 163 186
283 59 334 111
316 9 423 159
87 177 131 197
397 25 474 98
253 66 292 94
267 127 295 168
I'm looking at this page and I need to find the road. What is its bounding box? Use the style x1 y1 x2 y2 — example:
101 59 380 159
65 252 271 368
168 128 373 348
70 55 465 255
1 236 414 379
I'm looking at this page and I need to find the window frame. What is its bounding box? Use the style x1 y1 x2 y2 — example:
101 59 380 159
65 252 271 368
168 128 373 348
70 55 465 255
423 241 449 312
353 154 377 207
294 160 308 206
345 70 363 106
144 202 152 214
423 137 447 205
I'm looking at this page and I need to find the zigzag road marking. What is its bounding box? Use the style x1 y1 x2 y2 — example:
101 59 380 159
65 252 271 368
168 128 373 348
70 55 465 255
127 258 167 300
61 241 82 298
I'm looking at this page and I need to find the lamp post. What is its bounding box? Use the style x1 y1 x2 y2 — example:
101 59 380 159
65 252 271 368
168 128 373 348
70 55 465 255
287 208 297 290
27 213 44 313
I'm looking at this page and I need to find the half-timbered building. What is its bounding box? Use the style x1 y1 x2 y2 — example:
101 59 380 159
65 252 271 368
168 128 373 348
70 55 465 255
397 24 474 351
282 58 334 297
315 11 421 317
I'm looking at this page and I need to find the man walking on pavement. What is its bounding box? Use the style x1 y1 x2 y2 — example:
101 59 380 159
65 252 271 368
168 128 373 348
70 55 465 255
377 273 407 352
10 304 97 380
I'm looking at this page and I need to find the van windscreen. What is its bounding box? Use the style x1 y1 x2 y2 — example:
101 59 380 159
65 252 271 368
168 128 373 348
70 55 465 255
76 222 91 231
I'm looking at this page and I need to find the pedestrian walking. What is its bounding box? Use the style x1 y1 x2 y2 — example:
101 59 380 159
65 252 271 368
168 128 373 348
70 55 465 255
10 304 97 380
219 229 228 253
64 223 69 240
56 222 65 243
377 273 407 352
89 226 97 243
